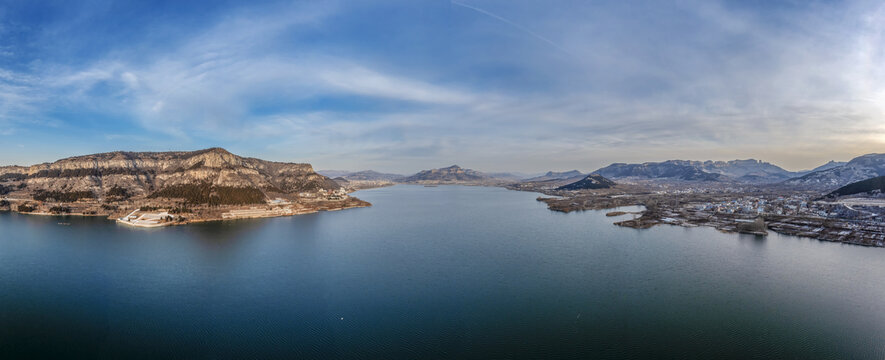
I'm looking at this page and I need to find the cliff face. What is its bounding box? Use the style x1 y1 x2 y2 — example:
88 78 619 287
0 148 339 199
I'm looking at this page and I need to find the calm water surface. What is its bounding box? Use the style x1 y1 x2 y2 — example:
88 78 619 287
1 185 884 359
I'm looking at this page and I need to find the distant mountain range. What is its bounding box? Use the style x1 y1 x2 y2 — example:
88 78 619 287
524 170 585 182
588 154 885 189
316 153 885 190
319 170 404 182
316 170 354 178
486 172 533 181
592 158 854 185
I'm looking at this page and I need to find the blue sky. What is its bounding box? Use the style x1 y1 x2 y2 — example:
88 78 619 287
1 0 884 173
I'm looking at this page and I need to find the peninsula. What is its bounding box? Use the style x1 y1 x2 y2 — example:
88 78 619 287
0 148 368 227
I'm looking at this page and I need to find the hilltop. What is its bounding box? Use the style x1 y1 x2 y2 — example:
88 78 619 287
806 160 847 173
400 165 503 184
556 174 616 190
785 153 885 189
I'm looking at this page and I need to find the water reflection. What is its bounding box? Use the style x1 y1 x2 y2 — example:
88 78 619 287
736 232 768 247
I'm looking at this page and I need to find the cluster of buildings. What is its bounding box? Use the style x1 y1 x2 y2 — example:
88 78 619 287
320 187 349 200
117 209 178 228
297 187 348 200
693 195 885 221
222 207 295 219
267 198 292 205
655 193 885 247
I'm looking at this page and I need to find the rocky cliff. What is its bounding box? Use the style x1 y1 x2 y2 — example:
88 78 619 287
0 148 339 201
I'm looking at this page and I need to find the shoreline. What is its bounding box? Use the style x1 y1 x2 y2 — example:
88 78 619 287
527 189 885 248
116 202 372 228
6 183 885 248
2 198 372 228
2 202 372 228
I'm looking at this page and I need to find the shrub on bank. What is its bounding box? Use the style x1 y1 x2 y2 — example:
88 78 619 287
49 206 71 214
0 173 26 181
148 183 266 206
33 190 95 202
106 186 130 199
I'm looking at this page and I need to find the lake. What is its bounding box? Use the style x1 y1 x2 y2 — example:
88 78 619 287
1 185 884 359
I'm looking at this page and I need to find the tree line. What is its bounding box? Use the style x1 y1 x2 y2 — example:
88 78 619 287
148 182 266 205
33 190 95 202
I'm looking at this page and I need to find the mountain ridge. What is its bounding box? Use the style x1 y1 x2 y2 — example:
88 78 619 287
825 175 885 198
593 159 807 183
785 153 885 188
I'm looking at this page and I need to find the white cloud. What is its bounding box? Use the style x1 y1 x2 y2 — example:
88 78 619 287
120 72 139 89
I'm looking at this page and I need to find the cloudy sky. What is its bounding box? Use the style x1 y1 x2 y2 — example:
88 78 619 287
1 0 884 173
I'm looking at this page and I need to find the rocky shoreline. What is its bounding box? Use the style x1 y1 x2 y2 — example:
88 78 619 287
1 197 371 227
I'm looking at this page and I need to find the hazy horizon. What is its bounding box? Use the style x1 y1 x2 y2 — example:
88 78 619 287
1 0 883 172
0 144 864 175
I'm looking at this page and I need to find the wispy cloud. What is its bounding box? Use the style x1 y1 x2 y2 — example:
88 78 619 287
449 0 573 56
0 0 883 172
